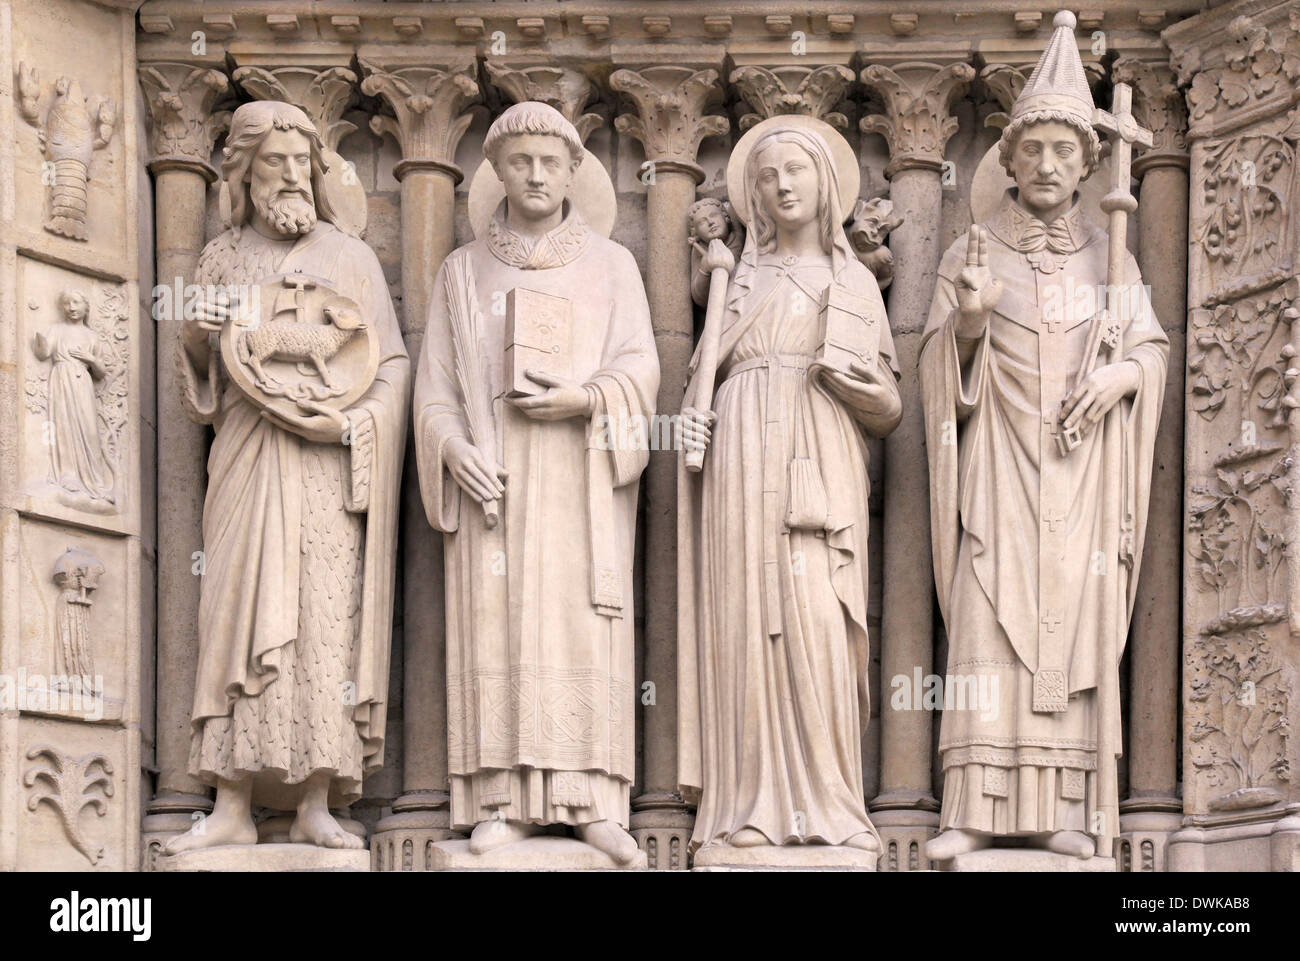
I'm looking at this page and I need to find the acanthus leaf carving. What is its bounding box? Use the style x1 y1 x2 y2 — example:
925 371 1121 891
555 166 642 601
483 62 605 143
730 64 855 132
859 61 975 177
359 59 480 182
232 65 359 153
137 62 231 178
610 66 730 177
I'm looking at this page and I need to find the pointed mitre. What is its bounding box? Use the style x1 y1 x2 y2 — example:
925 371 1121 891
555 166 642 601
1009 10 1094 127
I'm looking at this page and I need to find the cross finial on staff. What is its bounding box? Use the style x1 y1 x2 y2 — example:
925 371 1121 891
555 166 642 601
1056 82 1154 457
1092 83 1153 220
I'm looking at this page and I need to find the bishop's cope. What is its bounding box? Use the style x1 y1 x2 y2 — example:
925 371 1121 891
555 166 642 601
920 11 1168 862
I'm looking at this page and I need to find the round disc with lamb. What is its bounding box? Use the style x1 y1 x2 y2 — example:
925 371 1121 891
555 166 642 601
221 270 380 423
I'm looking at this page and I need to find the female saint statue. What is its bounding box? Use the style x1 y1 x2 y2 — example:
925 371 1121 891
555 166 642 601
678 117 902 865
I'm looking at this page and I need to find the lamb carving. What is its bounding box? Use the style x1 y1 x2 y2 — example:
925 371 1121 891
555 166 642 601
238 300 367 393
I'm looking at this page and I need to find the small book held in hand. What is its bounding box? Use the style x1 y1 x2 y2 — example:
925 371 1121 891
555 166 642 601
816 283 882 376
505 287 573 397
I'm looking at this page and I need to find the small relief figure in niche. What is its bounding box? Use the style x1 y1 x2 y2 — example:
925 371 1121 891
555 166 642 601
688 197 744 308
32 290 116 511
52 546 104 681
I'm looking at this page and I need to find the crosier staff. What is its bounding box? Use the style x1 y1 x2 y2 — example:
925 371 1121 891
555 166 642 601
1056 81 1153 457
1060 80 1152 859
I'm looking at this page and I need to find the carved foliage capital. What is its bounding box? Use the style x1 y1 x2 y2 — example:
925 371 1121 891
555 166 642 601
1111 58 1189 170
232 65 359 153
359 59 480 177
1173 12 1300 138
730 64 855 132
137 62 231 175
610 66 730 169
859 61 975 176
484 62 604 143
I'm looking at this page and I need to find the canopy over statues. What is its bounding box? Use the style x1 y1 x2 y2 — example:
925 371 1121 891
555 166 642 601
166 101 409 855
414 102 658 867
677 116 902 869
920 11 1168 864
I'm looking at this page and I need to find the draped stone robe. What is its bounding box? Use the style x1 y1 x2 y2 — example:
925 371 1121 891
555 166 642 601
415 203 658 830
678 245 899 853
178 221 408 810
920 191 1167 838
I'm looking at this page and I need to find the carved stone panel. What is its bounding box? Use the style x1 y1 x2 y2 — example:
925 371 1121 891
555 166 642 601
10 0 131 269
12 518 129 724
13 718 128 871
17 257 135 535
1174 7 1300 817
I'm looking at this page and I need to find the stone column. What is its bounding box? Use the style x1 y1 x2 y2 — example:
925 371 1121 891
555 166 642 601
136 61 231 868
859 59 974 870
609 62 728 869
360 54 479 871
1111 56 1189 872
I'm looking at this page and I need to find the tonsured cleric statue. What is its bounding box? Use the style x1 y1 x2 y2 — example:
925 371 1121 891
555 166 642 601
921 13 1167 862
414 103 658 866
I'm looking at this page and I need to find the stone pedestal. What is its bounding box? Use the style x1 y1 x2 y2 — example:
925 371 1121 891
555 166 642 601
629 794 693 872
429 837 647 872
692 844 877 872
157 843 371 873
943 850 1117 873
370 791 459 872
1168 804 1300 873
1118 804 1183 872
872 808 940 873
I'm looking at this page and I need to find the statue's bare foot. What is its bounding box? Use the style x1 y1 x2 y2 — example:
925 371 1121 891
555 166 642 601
468 818 541 855
728 827 770 847
576 819 639 865
163 808 256 855
289 808 364 849
844 831 880 853
925 828 991 862
1043 830 1095 859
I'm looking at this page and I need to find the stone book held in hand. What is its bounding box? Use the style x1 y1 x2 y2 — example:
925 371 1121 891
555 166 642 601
505 287 574 397
816 283 881 375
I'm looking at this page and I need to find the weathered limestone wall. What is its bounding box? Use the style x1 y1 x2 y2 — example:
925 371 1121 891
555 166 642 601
3 0 1287 871
0 0 143 871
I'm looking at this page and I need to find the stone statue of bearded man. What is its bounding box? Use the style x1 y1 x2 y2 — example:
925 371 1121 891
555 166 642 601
166 101 409 855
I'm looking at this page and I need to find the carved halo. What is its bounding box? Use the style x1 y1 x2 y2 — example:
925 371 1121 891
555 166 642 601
467 151 617 240
726 115 859 227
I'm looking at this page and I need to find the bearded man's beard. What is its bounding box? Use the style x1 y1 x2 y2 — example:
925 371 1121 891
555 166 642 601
253 191 317 236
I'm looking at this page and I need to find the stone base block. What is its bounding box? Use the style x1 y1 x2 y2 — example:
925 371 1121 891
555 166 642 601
944 849 1116 872
630 798 694 871
1118 809 1183 872
370 807 461 872
157 843 371 872
872 808 940 872
429 837 647 871
692 844 877 872
1168 803 1300 872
